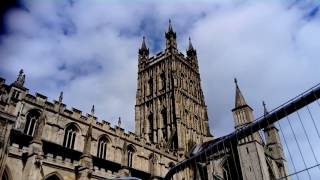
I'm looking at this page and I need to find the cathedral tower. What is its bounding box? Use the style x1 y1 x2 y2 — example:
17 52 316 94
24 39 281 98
134 21 212 156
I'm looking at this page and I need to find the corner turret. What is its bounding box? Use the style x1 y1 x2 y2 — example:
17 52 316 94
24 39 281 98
232 78 254 129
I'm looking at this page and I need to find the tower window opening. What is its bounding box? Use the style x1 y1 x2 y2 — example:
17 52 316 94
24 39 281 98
148 78 153 96
63 124 78 149
97 136 108 159
148 113 154 143
127 145 135 168
24 110 40 136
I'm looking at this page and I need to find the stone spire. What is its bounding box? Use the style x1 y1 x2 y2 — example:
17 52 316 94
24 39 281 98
13 69 25 87
138 36 149 58
234 78 248 109
188 37 194 51
232 78 254 128
165 19 177 50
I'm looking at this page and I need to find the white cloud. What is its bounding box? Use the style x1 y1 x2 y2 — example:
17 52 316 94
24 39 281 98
0 0 319 137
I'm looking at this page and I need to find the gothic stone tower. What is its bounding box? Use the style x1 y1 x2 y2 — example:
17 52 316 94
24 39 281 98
232 80 270 180
134 20 212 156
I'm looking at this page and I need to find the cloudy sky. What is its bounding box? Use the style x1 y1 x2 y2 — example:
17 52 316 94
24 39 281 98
0 0 320 138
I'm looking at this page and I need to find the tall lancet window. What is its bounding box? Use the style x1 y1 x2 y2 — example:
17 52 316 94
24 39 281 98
161 108 168 140
63 124 78 149
148 113 154 143
97 136 109 159
127 145 135 168
24 109 41 136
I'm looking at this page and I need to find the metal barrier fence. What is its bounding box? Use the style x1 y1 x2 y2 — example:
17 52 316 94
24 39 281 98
165 83 320 180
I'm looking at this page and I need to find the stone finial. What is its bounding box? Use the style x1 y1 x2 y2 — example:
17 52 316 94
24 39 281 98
59 91 63 103
118 117 121 127
91 105 95 116
262 101 268 116
168 19 173 33
14 69 25 87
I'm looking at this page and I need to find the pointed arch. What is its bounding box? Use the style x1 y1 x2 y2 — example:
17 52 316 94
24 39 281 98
127 144 136 168
24 109 41 136
63 123 80 149
42 172 63 180
97 135 111 159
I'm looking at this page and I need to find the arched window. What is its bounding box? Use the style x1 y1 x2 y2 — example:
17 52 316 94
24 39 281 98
63 124 78 149
127 145 135 168
24 109 41 136
161 108 168 140
97 136 109 159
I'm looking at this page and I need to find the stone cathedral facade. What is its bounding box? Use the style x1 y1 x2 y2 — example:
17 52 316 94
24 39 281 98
0 22 288 180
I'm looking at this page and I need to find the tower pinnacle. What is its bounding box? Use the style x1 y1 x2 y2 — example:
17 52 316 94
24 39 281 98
59 91 63 103
168 19 173 33
188 37 194 51
138 36 149 58
234 79 248 108
165 19 177 50
186 37 197 58
141 36 147 50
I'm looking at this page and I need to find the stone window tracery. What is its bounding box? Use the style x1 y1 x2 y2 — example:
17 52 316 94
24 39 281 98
127 145 135 168
97 136 109 159
24 109 41 136
63 124 78 149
